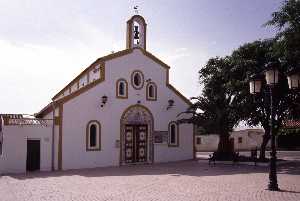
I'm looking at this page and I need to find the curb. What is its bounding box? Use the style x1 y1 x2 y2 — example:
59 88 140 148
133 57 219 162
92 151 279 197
197 160 292 167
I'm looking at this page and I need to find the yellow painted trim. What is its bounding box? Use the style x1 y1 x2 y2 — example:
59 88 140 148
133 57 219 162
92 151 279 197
126 15 147 25
146 82 157 101
54 116 60 125
138 48 170 69
166 83 192 106
58 104 63 170
193 124 196 159
144 23 147 50
86 120 101 151
126 21 132 49
131 70 144 90
168 121 179 147
116 78 128 99
126 15 147 50
39 48 191 118
52 48 169 101
166 69 192 106
37 49 189 118
52 49 131 100
55 62 105 105
87 70 90 84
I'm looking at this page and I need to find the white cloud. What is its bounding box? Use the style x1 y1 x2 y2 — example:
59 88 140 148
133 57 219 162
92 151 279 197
0 39 100 114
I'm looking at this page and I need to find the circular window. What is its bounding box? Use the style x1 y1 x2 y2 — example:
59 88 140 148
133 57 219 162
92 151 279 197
131 70 144 90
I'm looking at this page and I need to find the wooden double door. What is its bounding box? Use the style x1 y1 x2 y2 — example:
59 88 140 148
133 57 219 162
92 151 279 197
124 125 148 164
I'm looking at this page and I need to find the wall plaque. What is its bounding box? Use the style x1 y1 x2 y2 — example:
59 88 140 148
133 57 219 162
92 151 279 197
154 131 168 143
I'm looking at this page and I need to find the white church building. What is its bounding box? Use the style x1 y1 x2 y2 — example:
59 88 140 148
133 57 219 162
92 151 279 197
0 15 195 174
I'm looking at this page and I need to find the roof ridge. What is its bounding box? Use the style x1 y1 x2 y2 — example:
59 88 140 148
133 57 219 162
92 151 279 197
52 49 132 100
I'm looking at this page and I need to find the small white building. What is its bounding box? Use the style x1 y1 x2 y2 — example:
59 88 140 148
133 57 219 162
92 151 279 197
0 115 53 173
230 129 270 151
0 15 195 174
194 134 219 152
195 129 270 152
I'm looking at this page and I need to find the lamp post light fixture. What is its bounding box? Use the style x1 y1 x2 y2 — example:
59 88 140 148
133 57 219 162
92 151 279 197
249 75 262 95
249 61 300 191
167 99 174 110
264 62 280 191
287 70 300 90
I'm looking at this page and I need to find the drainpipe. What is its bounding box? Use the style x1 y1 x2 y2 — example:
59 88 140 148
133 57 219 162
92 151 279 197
51 101 55 171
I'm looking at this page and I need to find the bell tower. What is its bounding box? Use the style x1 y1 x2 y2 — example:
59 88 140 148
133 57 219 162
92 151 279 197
126 15 147 50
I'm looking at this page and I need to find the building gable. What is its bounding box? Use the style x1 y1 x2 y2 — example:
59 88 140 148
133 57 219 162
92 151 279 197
36 48 191 118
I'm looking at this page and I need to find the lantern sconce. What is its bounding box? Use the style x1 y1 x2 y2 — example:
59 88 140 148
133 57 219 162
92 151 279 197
287 69 300 90
101 95 108 107
264 61 280 86
167 99 174 110
249 74 263 95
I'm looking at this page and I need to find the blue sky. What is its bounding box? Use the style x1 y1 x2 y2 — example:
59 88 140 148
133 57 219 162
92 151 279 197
0 0 283 114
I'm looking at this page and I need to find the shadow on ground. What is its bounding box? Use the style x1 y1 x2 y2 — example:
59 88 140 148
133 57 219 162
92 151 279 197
5 160 300 181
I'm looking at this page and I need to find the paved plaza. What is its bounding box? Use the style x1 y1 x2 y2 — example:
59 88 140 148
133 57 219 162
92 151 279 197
1 160 300 201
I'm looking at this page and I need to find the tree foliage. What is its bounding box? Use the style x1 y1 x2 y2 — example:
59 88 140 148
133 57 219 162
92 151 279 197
180 0 300 158
230 39 297 158
180 56 247 155
266 0 300 68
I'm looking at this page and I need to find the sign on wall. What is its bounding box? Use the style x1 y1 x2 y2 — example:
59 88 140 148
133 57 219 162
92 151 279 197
154 131 168 143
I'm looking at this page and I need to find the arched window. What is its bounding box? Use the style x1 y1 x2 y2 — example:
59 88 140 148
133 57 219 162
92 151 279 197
168 122 179 147
119 82 125 95
116 79 128 99
146 82 157 101
131 70 144 90
86 120 101 151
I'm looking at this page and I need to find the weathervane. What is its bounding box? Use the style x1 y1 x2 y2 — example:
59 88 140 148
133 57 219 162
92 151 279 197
134 5 139 14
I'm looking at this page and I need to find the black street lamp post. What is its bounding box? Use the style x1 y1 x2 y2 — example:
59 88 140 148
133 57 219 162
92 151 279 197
249 62 300 191
268 85 278 191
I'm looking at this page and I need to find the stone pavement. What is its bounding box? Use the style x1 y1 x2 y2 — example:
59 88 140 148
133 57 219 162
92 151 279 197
0 160 300 201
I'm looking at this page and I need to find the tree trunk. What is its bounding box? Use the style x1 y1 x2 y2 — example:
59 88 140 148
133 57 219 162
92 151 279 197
217 133 231 153
215 132 234 160
260 126 270 160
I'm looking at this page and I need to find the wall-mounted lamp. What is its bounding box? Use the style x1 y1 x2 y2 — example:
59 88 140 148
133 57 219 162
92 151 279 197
167 99 174 110
101 95 108 107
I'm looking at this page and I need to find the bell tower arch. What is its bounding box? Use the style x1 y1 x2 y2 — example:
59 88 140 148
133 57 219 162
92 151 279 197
126 15 147 50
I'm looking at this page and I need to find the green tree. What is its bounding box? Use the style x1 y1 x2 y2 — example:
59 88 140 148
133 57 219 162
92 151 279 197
230 39 294 159
181 57 245 158
265 0 300 68
229 0 300 159
266 0 300 120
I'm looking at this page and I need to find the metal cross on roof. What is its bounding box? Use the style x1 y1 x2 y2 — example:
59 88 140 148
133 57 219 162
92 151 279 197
134 6 139 14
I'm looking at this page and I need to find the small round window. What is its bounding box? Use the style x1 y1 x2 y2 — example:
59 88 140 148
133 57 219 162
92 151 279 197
131 70 144 90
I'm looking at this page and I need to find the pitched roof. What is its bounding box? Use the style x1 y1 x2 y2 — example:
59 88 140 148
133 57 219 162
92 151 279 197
52 47 170 100
35 47 191 118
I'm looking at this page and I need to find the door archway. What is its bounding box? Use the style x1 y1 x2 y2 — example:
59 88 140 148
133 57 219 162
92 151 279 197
120 104 154 165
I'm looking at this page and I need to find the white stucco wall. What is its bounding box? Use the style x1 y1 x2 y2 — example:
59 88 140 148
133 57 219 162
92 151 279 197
0 125 52 174
195 135 219 152
154 123 193 163
231 129 270 151
60 48 193 170
195 129 269 152
43 111 59 170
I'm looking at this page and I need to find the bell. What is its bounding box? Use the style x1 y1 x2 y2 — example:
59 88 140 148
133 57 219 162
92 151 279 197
134 26 139 39
134 32 139 39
